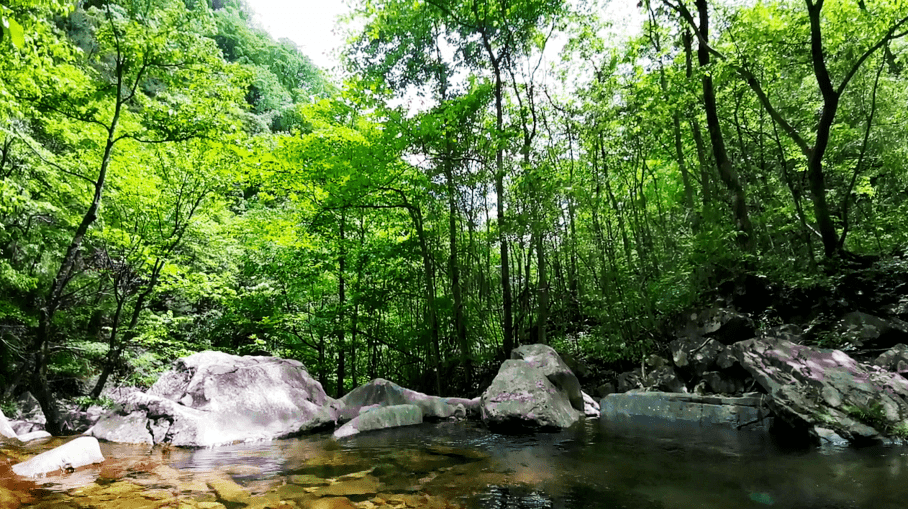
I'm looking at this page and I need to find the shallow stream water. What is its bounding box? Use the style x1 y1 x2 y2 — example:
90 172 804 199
2 417 908 508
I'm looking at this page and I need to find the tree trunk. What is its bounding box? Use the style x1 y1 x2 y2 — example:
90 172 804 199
336 210 346 398
694 0 753 250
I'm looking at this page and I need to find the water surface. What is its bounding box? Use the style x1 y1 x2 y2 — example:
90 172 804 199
2 418 907 508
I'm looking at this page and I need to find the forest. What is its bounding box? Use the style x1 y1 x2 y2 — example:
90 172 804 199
1 0 906 435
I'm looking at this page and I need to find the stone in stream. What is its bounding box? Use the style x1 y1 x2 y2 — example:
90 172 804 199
481 359 582 431
732 336 908 443
600 392 773 431
511 344 584 411
15 430 51 442
0 408 16 440
90 351 337 447
333 404 423 439
338 378 479 422
12 436 105 477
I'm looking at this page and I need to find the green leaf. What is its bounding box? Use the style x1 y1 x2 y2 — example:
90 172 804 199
5 16 24 48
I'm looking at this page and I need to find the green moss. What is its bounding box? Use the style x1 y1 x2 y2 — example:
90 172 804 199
843 401 908 438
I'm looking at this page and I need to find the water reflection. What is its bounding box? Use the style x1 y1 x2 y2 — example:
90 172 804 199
2 419 908 508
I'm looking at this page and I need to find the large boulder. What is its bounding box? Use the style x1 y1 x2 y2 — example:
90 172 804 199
91 351 336 447
338 378 478 422
0 408 16 439
480 359 582 431
511 344 583 411
732 337 908 443
333 404 423 439
12 436 104 477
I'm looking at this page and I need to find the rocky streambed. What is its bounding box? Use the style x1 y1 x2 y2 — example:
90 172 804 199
5 419 908 509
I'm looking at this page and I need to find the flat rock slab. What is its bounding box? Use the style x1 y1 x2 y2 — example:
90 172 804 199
600 391 772 431
13 436 105 477
334 404 423 439
732 337 908 443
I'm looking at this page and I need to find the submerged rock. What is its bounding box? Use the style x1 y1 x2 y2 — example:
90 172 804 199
333 404 423 439
338 378 478 422
480 359 582 431
91 351 336 447
12 436 105 477
732 337 908 443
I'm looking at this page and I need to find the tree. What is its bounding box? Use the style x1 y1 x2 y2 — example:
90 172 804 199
23 0 243 434
664 0 908 257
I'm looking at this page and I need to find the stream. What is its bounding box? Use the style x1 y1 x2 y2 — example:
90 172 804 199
2 417 908 509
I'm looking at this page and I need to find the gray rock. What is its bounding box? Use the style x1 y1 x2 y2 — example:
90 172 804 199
716 347 739 370
0 408 16 439
682 308 756 345
17 430 52 442
600 391 772 431
14 392 46 425
757 324 803 342
595 383 616 398
333 404 423 439
481 359 582 431
559 351 591 379
511 344 584 411
831 312 908 350
671 337 725 375
338 378 479 422
702 371 745 395
12 436 104 477
10 420 42 435
617 370 643 393
873 344 908 374
732 337 908 443
644 365 687 393
91 351 336 447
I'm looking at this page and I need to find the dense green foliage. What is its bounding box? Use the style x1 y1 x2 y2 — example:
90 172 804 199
1 0 907 432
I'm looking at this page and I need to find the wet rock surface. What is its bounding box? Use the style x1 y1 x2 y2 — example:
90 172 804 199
91 351 337 447
334 405 423 439
12 436 105 478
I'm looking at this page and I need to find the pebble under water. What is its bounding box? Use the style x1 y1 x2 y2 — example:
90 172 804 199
2 417 908 509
